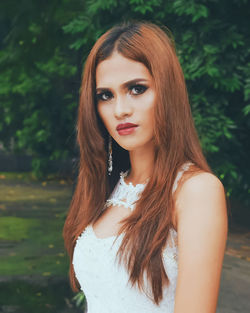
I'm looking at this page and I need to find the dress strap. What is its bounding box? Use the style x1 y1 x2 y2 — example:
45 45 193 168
172 162 193 194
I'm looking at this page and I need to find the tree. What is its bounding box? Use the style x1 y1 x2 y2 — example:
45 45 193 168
0 0 249 205
0 0 82 176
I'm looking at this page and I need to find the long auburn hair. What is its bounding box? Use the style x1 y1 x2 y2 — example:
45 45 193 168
63 21 212 304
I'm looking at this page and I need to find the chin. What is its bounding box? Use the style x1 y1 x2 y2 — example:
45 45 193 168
116 139 153 152
116 142 137 151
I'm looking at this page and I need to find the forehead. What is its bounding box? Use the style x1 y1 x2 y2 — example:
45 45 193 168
96 51 152 88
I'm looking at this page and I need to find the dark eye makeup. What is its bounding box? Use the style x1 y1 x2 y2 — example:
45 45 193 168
96 83 148 102
129 84 148 95
96 90 113 102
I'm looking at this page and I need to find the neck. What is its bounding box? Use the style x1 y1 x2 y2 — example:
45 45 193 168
126 140 155 185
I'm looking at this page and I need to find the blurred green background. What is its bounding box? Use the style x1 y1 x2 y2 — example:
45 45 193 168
0 0 249 312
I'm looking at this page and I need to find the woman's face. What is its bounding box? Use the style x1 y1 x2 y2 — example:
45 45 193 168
96 51 156 152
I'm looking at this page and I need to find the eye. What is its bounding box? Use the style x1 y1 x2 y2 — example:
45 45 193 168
96 91 113 102
130 84 148 95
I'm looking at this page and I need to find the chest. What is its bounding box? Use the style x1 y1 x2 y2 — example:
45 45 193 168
73 224 178 294
92 170 146 238
92 203 131 239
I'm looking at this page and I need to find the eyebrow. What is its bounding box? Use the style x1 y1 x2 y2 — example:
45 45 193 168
96 78 149 93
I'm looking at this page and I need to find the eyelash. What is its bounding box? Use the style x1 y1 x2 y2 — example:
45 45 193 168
96 84 148 102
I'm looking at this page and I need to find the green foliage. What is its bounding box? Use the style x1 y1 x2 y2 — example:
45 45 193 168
0 281 75 313
0 176 72 277
0 216 39 241
72 291 86 310
0 0 249 204
0 0 80 174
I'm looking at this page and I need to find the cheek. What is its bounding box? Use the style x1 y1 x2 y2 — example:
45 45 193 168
139 92 155 121
97 104 113 130
97 104 107 121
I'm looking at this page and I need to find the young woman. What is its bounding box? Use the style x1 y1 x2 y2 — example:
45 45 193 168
63 21 228 313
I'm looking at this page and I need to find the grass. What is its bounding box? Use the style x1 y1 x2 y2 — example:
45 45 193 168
0 216 40 241
0 216 68 276
0 280 75 313
0 171 80 312
0 174 72 276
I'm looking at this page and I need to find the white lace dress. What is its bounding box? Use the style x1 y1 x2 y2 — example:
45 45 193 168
73 162 192 313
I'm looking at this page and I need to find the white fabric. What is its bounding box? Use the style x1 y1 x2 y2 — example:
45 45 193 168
73 162 192 313
104 170 148 211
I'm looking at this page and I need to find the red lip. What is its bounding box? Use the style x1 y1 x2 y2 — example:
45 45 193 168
116 123 138 131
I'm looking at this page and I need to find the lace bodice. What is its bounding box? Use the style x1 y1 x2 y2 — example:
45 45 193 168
104 170 149 211
73 162 192 313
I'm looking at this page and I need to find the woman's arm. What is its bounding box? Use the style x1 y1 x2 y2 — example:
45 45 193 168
174 172 228 313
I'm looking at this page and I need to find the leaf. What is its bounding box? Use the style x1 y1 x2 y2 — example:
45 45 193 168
42 272 51 276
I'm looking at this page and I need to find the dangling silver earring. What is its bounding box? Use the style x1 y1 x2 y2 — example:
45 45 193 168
108 135 113 175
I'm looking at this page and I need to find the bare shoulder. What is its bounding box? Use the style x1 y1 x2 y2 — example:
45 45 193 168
174 171 228 230
173 170 228 312
183 170 223 188
179 171 225 201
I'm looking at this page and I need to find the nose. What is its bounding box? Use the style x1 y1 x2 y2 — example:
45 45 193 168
114 95 133 119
